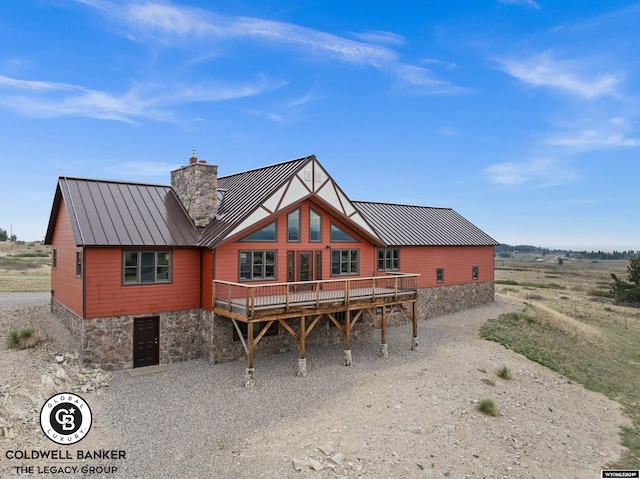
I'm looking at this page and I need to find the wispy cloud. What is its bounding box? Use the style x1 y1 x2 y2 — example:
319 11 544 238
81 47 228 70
0 75 281 122
351 30 406 46
546 117 640 151
485 158 578 187
75 0 464 96
498 0 541 9
498 52 623 99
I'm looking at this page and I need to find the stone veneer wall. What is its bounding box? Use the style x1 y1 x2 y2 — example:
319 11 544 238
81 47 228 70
170 161 218 228
51 298 83 356
53 282 494 370
417 281 495 321
83 310 202 370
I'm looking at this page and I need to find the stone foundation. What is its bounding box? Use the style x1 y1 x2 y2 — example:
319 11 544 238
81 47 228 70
417 281 495 320
51 282 494 370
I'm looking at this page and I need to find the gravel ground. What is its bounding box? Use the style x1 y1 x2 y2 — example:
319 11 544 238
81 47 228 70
0 294 631 479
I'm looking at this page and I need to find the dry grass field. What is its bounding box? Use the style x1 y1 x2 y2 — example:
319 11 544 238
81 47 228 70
486 254 640 468
0 241 50 292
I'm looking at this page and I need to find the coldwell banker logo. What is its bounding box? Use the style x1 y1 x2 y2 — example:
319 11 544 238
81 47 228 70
40 393 92 445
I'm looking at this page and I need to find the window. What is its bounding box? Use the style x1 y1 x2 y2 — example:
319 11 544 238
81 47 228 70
239 251 276 281
242 221 277 241
331 249 359 275
378 248 400 271
330 223 357 242
75 251 82 277
436 268 444 283
472 266 479 280
52 249 57 269
287 209 300 242
123 251 171 284
309 208 322 242
233 321 278 341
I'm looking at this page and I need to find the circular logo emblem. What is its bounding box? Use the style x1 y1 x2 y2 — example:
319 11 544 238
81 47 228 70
40 393 92 445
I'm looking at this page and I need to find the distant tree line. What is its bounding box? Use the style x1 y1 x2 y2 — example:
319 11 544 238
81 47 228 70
495 244 637 260
0 228 17 242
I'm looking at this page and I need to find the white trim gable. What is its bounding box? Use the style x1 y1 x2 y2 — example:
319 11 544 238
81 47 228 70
221 157 381 243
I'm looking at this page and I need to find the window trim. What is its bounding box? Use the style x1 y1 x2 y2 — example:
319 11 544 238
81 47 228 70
122 251 172 285
239 250 277 282
436 268 444 283
377 248 400 271
287 208 301 242
330 249 360 276
309 208 322 243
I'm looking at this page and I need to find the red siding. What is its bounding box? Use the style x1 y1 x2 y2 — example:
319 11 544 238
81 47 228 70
50 198 83 317
398 245 495 288
84 248 201 319
214 200 377 283
201 249 213 311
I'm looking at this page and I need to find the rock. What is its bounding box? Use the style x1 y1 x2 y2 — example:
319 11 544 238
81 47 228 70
308 458 323 471
292 458 309 471
319 444 334 455
331 453 344 465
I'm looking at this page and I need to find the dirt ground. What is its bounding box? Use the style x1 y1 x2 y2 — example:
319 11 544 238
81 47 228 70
0 294 632 478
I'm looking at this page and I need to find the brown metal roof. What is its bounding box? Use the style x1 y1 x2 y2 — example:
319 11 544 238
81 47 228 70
198 156 313 247
45 177 200 247
353 201 499 247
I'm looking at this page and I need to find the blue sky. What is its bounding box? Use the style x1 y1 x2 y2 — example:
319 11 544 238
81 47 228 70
1 0 638 251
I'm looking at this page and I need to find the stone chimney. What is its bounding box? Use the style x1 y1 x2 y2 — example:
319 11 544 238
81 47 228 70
171 151 218 228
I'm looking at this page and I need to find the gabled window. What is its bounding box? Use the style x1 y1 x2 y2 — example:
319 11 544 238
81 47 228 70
239 251 276 281
378 248 400 271
436 268 444 283
331 249 359 276
123 251 171 284
287 209 300 242
242 221 277 242
330 223 357 242
309 208 322 242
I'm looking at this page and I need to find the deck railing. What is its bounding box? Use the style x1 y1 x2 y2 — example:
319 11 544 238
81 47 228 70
213 273 419 319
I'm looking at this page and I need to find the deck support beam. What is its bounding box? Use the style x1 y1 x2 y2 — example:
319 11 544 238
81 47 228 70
411 302 419 351
297 316 307 377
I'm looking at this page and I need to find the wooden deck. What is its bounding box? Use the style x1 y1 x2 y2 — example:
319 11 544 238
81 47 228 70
212 274 420 382
213 274 419 321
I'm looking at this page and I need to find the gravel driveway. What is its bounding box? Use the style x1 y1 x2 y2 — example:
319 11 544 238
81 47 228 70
0 295 630 478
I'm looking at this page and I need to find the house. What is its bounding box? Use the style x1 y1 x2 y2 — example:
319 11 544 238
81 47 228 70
44 153 498 381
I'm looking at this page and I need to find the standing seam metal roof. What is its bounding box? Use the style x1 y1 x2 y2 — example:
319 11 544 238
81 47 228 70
45 177 200 247
197 156 313 247
353 201 498 246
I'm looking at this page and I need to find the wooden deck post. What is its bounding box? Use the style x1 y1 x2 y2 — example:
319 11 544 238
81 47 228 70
344 310 352 366
380 307 388 358
411 301 419 351
245 321 255 387
297 316 307 377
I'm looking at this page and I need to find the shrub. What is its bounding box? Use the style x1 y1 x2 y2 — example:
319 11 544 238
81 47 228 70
5 327 41 350
477 398 498 416
497 366 512 380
